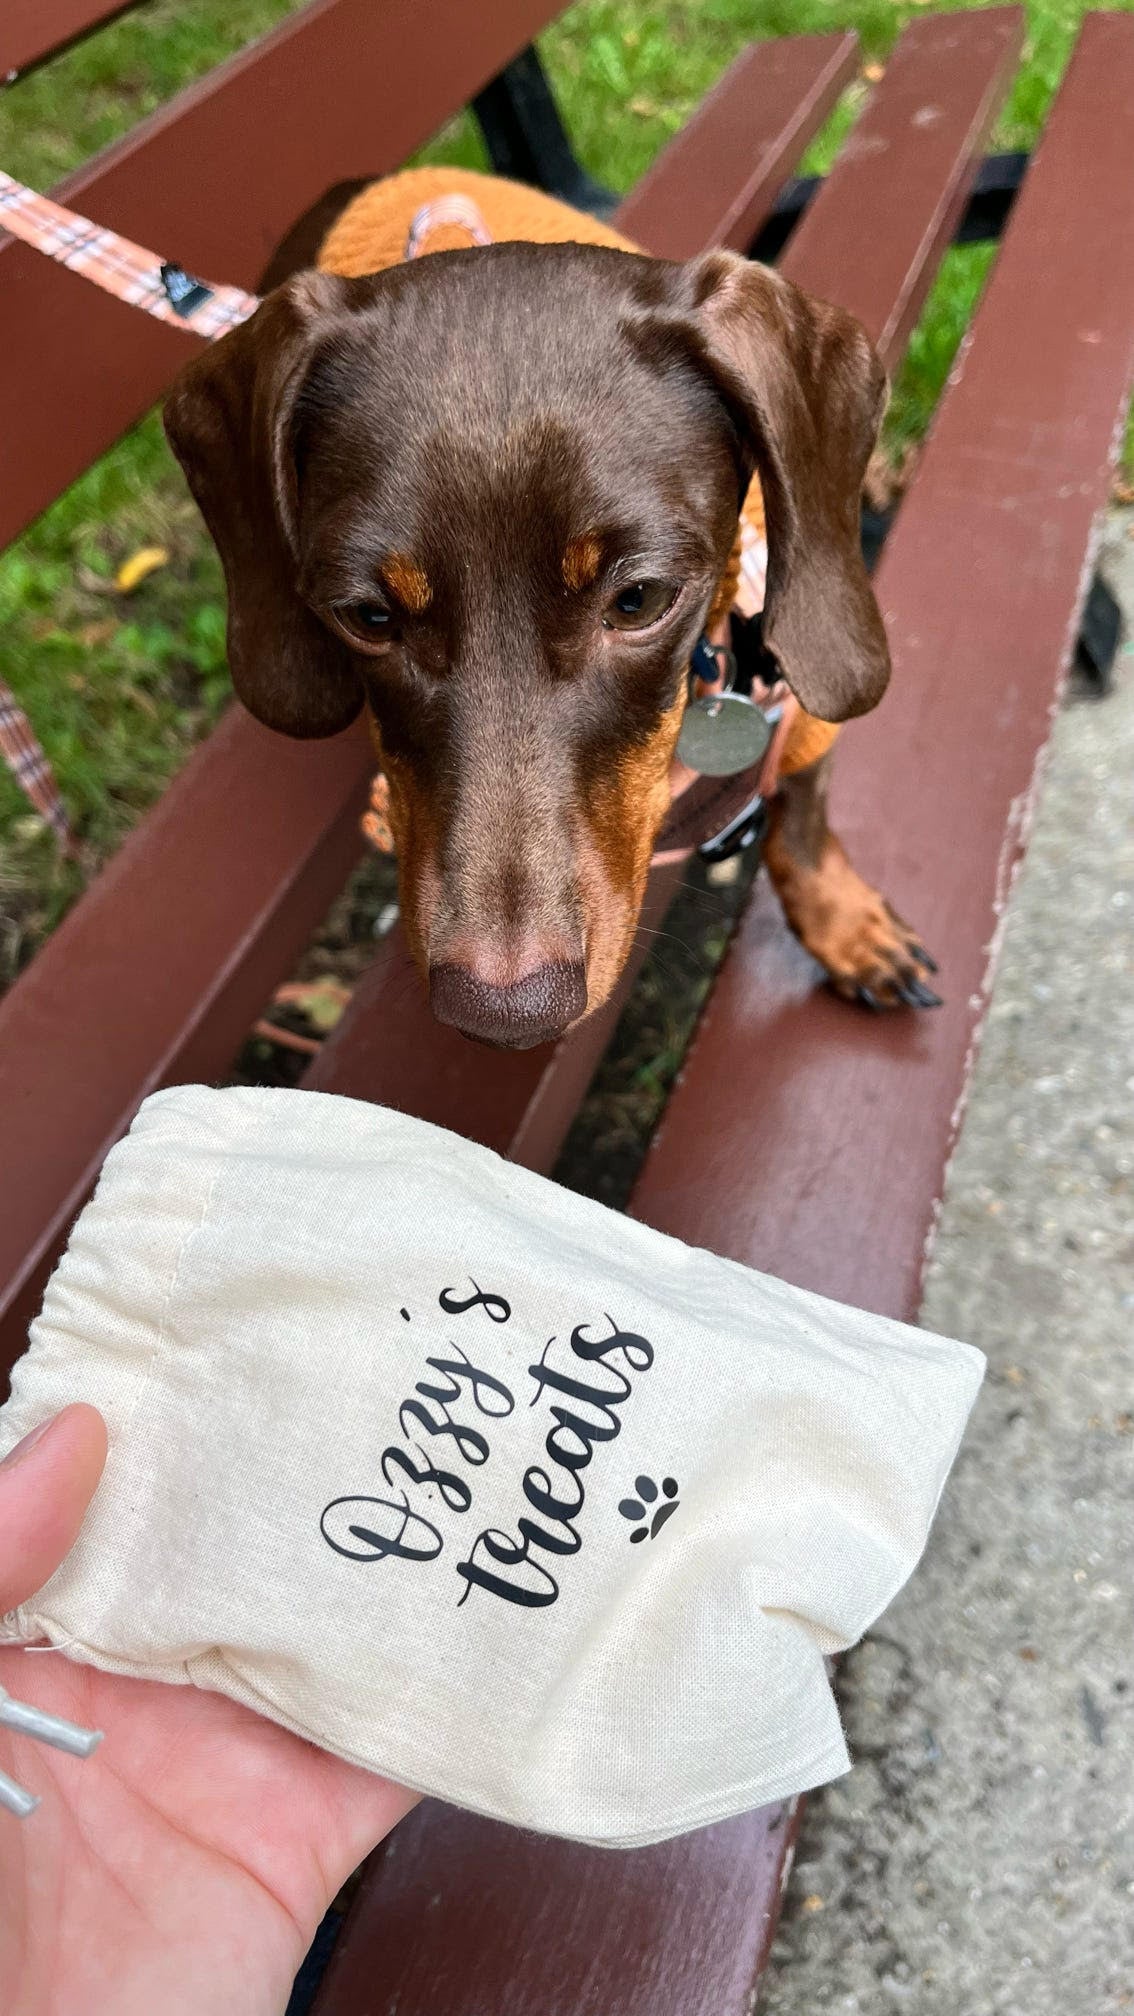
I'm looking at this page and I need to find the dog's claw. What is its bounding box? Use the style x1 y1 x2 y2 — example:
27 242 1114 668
910 977 944 1008
896 977 944 1010
770 841 940 1014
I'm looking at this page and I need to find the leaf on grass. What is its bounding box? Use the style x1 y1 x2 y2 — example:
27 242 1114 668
114 546 170 594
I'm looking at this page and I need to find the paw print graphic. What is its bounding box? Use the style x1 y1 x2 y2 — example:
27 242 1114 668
618 1474 680 1544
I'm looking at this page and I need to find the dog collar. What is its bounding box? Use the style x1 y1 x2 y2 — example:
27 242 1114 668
655 621 794 865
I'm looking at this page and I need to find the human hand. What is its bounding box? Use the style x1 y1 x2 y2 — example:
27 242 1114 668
0 1406 417 2016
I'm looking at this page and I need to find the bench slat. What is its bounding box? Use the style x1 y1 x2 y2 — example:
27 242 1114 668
0 30 859 1371
613 31 858 261
0 1 140 79
630 9 1134 1322
776 6 1023 362
315 1801 804 2016
0 713 373 1356
0 0 569 553
308 16 1025 2016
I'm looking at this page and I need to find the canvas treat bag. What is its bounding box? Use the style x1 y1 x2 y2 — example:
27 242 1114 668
0 1086 984 1848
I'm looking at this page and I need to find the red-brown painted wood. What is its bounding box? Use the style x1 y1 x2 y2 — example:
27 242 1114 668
314 1798 802 2016
0 1 141 79
631 11 1134 1324
777 7 1022 363
0 0 569 552
308 19 1027 2016
613 32 858 261
0 711 373 1367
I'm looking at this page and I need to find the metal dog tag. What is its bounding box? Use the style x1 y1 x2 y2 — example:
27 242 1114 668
676 691 773 777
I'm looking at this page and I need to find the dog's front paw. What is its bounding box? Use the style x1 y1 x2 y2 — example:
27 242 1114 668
824 892 942 1011
769 837 942 1010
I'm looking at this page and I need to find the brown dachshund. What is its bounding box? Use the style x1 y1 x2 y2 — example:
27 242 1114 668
165 168 938 1049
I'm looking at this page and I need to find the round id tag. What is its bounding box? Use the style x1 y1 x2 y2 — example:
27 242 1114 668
675 691 773 776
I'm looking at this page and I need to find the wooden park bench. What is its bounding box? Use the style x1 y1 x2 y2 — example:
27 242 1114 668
2 3 1133 2009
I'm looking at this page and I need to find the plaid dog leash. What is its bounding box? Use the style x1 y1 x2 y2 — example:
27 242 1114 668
0 169 260 337
0 174 488 852
0 169 263 852
0 687 77 854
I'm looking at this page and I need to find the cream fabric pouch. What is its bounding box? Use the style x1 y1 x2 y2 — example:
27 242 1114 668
0 1085 983 1849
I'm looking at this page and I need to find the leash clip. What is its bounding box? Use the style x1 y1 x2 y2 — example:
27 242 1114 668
697 789 770 865
689 635 738 694
159 261 215 318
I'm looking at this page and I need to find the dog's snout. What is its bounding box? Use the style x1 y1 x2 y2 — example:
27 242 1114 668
429 956 587 1049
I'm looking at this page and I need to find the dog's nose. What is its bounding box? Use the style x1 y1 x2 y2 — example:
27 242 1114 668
429 957 588 1049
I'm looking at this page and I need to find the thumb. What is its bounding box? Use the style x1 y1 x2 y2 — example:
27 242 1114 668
0 1405 108 1617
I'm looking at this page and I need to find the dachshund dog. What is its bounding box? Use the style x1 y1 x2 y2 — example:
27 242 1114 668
165 168 938 1050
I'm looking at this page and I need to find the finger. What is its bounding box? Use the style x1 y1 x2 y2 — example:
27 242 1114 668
0 1405 108 1616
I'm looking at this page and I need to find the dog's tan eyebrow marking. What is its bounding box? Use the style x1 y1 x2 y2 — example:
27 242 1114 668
562 533 603 593
381 553 433 613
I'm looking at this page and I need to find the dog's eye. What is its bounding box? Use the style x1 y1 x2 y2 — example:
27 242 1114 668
331 601 397 649
603 580 679 631
344 602 393 635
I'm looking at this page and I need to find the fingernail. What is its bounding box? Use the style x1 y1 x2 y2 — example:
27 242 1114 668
0 1419 54 1470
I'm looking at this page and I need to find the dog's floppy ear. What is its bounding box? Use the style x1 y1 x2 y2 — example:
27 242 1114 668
164 273 363 738
641 250 890 721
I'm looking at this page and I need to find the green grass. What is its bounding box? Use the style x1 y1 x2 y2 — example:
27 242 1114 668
0 0 1130 980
